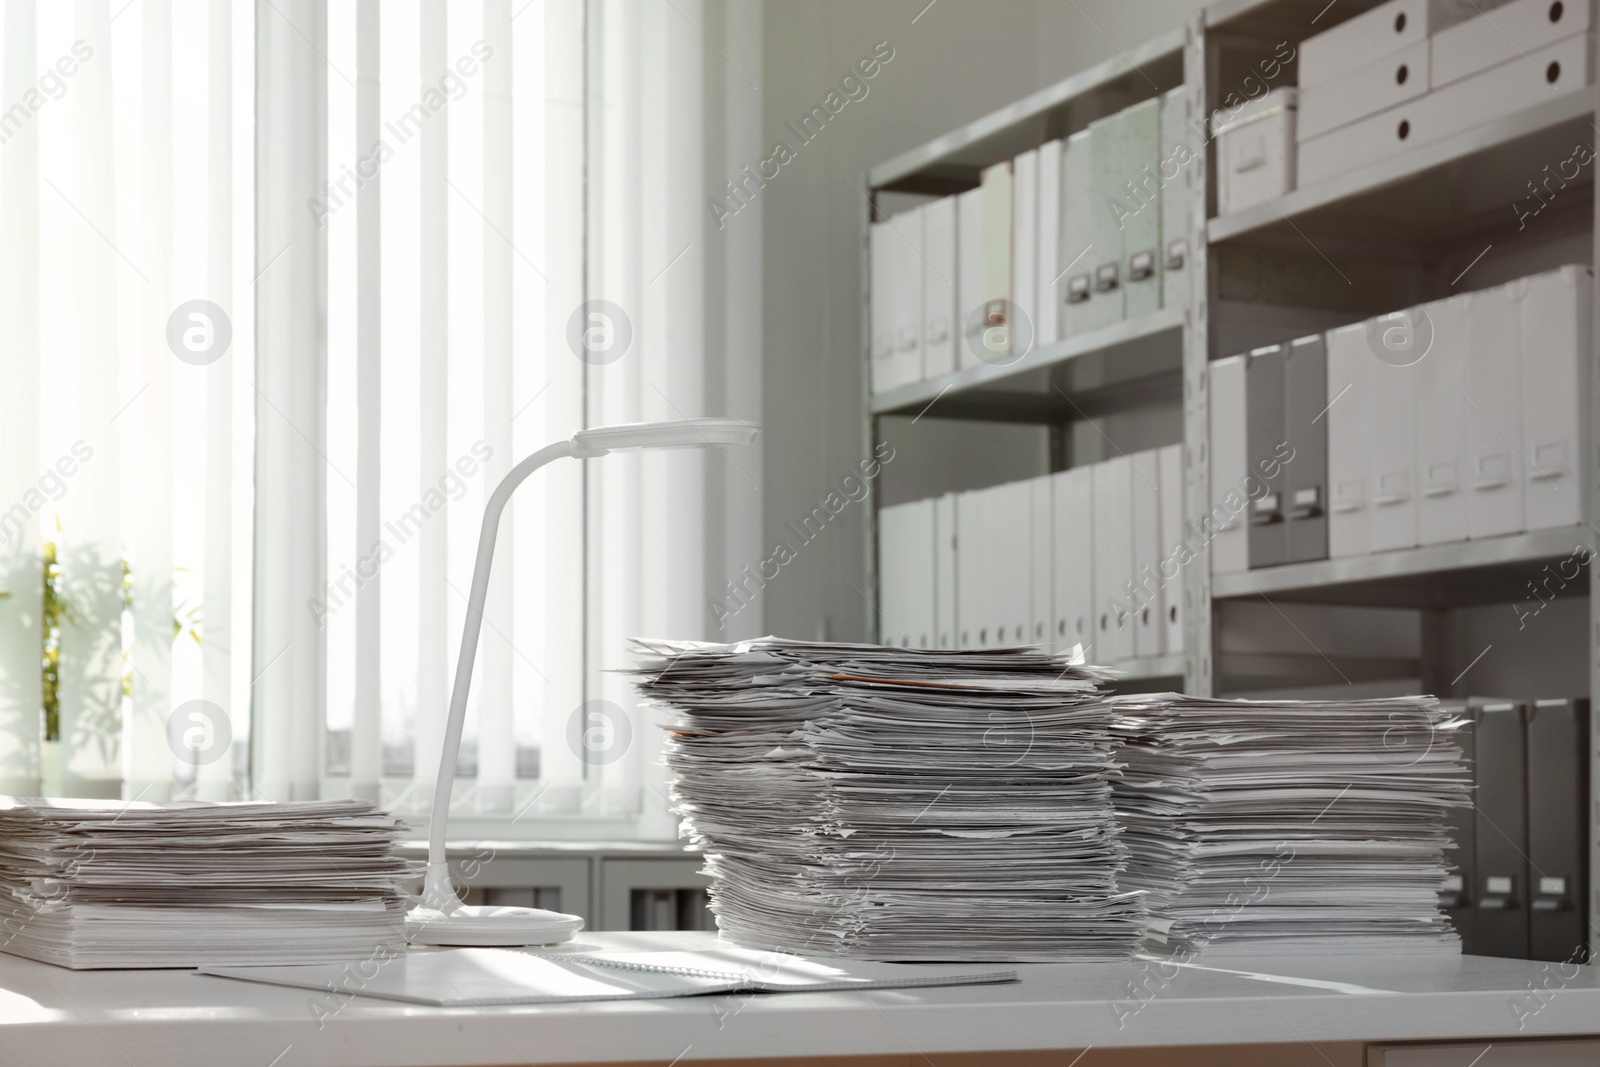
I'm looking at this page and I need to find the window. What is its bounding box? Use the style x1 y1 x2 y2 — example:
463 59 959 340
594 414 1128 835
316 0 587 817
0 0 255 802
0 0 761 836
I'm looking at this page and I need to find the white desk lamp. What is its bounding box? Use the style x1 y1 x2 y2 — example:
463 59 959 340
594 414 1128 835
406 417 760 947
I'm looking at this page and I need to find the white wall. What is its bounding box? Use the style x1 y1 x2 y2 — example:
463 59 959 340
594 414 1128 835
1034 0 1209 85
756 0 1206 642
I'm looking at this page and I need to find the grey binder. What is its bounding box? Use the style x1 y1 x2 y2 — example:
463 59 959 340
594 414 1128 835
1440 700 1475 953
1246 344 1288 568
1283 334 1328 564
1526 697 1591 964
1474 700 1530 959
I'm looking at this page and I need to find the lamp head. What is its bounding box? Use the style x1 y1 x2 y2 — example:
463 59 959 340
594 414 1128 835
570 418 759 458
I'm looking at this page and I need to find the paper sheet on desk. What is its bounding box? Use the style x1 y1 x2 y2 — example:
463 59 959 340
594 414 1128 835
539 946 1018 991
199 947 1018 1006
202 949 743 1006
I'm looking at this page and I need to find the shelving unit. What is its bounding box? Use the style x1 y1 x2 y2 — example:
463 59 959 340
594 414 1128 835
1106 652 1188 684
868 305 1182 423
867 29 1186 194
862 0 1600 959
1212 525 1592 606
1206 89 1599 247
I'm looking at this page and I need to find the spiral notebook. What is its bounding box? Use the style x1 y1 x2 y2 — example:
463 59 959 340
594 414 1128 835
199 946 1018 1007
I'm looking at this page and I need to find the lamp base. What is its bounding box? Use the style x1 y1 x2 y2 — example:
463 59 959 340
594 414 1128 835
405 904 585 947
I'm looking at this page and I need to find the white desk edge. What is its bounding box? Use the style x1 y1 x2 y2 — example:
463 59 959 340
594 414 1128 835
2 931 1597 1065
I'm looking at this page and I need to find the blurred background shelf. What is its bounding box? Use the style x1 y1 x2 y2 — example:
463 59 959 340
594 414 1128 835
1205 0 1393 34
1207 89 1598 251
861 0 1600 963
1217 651 1423 691
1109 653 1188 680
870 306 1183 422
1211 526 1592 607
869 29 1185 193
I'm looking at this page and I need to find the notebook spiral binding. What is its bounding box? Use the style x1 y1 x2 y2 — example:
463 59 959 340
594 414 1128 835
525 952 748 983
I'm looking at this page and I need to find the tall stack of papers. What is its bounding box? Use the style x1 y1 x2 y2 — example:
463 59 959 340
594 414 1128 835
631 637 1147 962
1110 694 1472 955
0 797 413 969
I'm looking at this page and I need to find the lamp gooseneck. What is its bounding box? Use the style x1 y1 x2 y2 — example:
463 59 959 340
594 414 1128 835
408 417 757 943
421 439 574 911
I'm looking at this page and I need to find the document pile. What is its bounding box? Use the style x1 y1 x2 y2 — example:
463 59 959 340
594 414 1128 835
632 637 1147 962
0 797 413 969
1110 694 1471 954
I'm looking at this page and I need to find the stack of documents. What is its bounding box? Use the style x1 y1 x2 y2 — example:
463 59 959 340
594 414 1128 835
0 797 412 969
1110 694 1472 955
632 637 1147 962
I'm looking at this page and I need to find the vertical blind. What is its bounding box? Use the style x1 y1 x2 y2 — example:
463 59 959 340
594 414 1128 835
0 0 256 802
310 0 765 828
301 0 766 829
585 0 764 833
0 0 761 828
315 0 590 816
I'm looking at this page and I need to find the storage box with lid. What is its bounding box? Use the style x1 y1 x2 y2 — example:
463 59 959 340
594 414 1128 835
1213 88 1297 216
1298 0 1478 87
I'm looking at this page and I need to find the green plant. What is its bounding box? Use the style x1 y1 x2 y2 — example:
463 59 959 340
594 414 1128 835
42 541 60 741
48 545 129 764
0 544 197 750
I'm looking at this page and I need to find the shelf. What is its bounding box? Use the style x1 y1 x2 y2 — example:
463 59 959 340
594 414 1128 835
870 305 1183 422
1208 89 1598 251
868 29 1184 193
1217 652 1421 690
1205 0 1389 35
1211 525 1593 607
1108 653 1187 682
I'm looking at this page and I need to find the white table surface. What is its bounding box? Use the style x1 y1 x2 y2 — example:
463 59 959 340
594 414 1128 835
3 931 1598 1066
